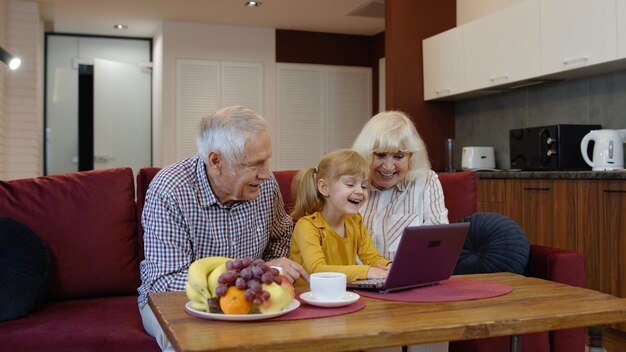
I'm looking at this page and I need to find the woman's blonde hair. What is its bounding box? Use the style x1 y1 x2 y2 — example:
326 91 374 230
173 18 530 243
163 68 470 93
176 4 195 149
352 110 430 182
290 149 370 221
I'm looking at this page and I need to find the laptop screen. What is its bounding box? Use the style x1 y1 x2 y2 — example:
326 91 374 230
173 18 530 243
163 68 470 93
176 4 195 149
349 222 469 293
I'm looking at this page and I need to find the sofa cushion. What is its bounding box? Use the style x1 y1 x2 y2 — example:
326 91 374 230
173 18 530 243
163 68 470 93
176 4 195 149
0 296 159 352
0 168 140 300
273 169 298 215
0 217 52 321
454 212 530 275
438 171 477 222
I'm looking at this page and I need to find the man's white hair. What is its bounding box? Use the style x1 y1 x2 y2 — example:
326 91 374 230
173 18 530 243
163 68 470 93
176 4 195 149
197 106 268 170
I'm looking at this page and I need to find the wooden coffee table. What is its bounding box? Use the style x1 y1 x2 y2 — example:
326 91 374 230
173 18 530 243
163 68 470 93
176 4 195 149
148 272 626 351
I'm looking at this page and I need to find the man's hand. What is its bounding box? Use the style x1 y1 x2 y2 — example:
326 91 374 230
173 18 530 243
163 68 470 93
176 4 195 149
266 257 309 283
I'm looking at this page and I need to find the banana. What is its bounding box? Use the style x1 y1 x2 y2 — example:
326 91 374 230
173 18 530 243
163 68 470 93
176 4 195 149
187 256 231 301
185 282 208 311
207 263 228 298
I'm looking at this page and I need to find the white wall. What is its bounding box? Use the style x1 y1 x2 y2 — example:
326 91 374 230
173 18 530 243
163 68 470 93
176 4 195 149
0 1 509 179
3 0 43 180
457 0 524 25
152 30 164 167
158 21 276 168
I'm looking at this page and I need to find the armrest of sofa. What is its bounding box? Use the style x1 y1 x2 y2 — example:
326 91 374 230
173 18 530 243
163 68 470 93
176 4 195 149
524 244 585 287
525 244 586 352
136 167 162 262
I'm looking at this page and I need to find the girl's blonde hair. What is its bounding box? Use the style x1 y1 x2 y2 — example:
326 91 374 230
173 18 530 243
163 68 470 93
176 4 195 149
290 149 370 221
352 110 430 182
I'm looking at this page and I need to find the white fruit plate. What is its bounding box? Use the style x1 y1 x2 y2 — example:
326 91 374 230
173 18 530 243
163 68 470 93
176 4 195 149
184 300 300 321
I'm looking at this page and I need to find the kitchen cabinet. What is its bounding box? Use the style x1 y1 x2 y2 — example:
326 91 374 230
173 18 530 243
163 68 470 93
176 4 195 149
423 0 625 101
618 0 626 58
504 179 579 251
464 0 541 90
477 179 506 214
422 27 465 100
540 0 617 74
478 176 626 333
577 180 626 331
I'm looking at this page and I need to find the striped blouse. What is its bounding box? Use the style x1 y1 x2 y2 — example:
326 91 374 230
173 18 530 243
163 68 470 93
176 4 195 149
359 169 449 259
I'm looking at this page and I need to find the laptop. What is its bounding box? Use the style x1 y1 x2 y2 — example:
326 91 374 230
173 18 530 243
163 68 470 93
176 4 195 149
347 222 470 293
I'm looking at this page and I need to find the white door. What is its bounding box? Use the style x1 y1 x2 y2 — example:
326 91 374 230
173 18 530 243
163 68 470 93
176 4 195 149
93 58 151 174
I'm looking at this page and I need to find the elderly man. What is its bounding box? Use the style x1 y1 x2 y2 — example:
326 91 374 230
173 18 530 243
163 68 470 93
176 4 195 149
138 106 307 350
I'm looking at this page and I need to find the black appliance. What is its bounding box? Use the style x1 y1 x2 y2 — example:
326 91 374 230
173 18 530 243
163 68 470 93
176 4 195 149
509 124 601 170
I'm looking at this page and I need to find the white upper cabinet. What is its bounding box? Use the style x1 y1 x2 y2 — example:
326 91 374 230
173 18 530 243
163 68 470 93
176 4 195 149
422 27 465 100
618 0 626 58
464 0 541 90
540 0 617 74
423 0 624 101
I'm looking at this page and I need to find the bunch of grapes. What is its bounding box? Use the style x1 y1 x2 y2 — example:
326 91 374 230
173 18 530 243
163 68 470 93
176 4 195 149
215 257 282 307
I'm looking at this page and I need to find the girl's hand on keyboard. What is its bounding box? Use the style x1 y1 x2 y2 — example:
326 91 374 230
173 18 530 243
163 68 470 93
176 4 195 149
376 263 391 271
367 266 389 279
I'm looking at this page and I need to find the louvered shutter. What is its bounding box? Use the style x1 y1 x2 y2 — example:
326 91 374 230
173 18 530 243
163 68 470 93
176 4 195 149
176 59 220 160
176 60 263 161
276 65 324 170
276 63 371 170
327 68 371 151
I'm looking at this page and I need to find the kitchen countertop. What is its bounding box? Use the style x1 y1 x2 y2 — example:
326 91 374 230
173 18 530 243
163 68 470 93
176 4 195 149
473 170 626 180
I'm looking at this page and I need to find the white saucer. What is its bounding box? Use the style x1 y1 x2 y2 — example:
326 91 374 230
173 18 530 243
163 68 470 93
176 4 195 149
299 291 360 307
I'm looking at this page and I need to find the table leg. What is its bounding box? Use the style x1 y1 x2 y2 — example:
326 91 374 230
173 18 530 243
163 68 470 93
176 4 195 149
588 325 607 352
510 335 522 352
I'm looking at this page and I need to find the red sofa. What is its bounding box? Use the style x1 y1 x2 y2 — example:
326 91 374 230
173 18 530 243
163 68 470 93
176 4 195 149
0 168 159 352
0 167 584 352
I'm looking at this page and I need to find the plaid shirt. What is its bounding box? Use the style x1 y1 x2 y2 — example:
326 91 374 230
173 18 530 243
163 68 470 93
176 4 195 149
137 156 293 304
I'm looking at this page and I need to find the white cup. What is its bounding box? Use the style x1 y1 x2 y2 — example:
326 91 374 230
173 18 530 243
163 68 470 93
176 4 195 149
310 272 347 301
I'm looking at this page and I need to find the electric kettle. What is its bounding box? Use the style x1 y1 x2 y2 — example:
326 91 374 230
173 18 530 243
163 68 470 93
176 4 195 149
580 129 626 171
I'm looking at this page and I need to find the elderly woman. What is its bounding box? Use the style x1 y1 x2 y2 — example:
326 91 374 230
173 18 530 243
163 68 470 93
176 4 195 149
352 110 449 352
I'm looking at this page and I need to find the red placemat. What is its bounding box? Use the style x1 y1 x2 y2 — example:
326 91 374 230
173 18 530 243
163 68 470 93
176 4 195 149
270 291 366 321
354 278 512 302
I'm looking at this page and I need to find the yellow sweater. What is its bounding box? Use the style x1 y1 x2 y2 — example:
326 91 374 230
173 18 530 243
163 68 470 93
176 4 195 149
290 211 391 282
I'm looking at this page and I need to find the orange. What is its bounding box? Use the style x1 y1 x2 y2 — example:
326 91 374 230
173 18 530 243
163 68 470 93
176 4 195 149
219 286 253 315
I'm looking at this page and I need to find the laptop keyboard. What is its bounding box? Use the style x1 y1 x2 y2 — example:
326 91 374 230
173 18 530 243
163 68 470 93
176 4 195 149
347 278 386 289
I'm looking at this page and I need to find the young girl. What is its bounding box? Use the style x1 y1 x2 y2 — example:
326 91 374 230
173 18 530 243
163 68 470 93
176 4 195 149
289 148 391 282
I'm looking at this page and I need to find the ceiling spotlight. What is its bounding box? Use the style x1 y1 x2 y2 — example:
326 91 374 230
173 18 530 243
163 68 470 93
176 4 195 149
0 46 21 70
244 1 262 7
113 24 128 30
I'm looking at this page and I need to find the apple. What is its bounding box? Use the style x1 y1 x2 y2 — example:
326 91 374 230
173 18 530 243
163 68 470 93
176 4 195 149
258 275 295 313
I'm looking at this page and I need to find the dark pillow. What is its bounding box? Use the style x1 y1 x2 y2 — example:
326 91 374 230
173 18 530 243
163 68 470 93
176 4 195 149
0 217 52 321
454 212 530 275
